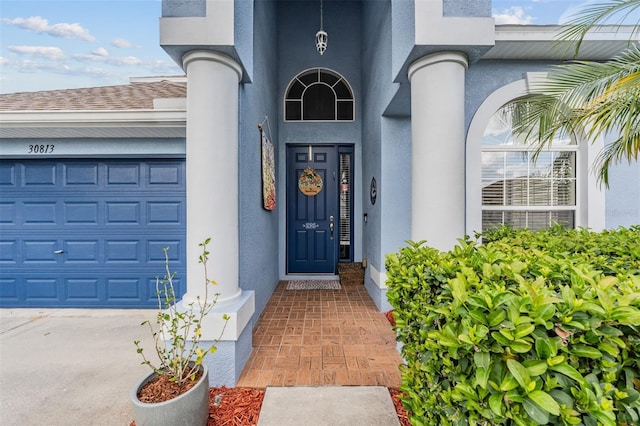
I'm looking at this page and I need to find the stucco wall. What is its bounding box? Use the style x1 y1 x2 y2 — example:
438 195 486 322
238 0 280 322
162 0 206 17
362 0 413 273
391 0 415 82
443 0 491 17
465 60 552 132
361 0 389 274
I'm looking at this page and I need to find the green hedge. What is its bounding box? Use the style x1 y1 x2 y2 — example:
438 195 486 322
386 226 640 426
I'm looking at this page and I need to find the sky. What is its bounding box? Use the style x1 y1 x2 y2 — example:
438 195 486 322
0 1 614 94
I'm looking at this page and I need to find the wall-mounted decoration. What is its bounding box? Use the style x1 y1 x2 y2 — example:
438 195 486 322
260 124 276 211
370 176 377 205
298 167 323 196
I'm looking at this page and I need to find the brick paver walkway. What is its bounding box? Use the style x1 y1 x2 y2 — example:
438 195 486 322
236 280 403 387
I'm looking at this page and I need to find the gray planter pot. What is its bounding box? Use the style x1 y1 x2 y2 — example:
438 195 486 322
131 364 209 426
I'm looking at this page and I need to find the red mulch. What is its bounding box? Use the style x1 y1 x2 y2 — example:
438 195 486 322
389 388 411 426
208 386 264 426
132 386 411 426
136 371 203 403
385 309 396 326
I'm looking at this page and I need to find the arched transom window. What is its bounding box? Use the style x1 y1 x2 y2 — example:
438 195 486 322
285 68 354 122
481 103 578 231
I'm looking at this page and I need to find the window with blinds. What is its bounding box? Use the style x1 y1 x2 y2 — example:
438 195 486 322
339 153 352 261
481 105 577 231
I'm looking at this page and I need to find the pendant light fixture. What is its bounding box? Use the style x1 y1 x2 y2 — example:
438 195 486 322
315 0 327 55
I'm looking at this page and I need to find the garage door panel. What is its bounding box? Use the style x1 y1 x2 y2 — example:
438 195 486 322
25 277 60 300
149 163 181 185
148 240 182 262
0 278 18 300
0 159 186 308
106 201 141 224
24 240 59 263
0 202 16 224
64 163 98 186
0 240 17 263
64 202 99 224
65 240 99 263
148 201 182 224
66 278 100 301
24 202 57 224
106 277 142 301
24 162 57 186
107 163 140 185
145 276 184 304
105 240 140 262
0 162 16 186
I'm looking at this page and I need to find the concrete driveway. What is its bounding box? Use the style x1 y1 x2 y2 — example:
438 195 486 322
0 309 155 426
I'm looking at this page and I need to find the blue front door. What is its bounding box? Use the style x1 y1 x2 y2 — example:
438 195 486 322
287 145 339 274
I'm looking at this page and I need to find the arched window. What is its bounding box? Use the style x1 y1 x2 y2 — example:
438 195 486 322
466 76 605 235
284 68 354 121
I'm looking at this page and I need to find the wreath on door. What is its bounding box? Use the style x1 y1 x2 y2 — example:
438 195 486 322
298 167 323 196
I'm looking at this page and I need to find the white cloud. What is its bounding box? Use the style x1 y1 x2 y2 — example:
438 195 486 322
72 52 142 66
111 38 133 48
0 57 8 65
8 45 65 61
111 56 142 66
92 47 109 57
149 59 184 75
493 7 535 25
2 16 95 42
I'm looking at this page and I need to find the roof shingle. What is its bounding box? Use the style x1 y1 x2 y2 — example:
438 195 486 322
0 80 186 111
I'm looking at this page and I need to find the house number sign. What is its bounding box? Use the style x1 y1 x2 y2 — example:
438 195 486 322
27 144 55 154
298 167 323 196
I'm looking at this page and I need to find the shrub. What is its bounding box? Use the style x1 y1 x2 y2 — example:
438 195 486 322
134 239 229 388
386 226 640 426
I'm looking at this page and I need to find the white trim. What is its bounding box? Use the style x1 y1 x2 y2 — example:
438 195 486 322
408 51 469 80
0 138 185 158
182 50 242 82
0 109 186 127
585 135 607 231
0 110 186 139
367 262 387 290
485 25 637 61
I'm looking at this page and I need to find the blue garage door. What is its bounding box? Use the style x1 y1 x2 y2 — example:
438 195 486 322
0 159 186 308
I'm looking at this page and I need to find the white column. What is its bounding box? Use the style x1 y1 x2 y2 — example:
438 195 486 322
183 50 242 306
408 52 468 251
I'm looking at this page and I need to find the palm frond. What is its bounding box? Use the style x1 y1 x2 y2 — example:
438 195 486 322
559 0 640 56
509 45 640 187
593 125 640 186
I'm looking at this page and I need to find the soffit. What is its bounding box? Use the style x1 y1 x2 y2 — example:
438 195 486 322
483 25 637 61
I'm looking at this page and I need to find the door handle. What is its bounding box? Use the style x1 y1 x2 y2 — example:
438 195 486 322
329 216 334 240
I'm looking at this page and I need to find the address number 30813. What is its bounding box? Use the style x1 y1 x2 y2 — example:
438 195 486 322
28 144 55 154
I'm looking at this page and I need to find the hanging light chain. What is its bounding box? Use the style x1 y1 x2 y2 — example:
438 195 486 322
316 0 327 55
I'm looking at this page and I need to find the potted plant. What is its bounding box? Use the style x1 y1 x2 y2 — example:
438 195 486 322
131 238 228 426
